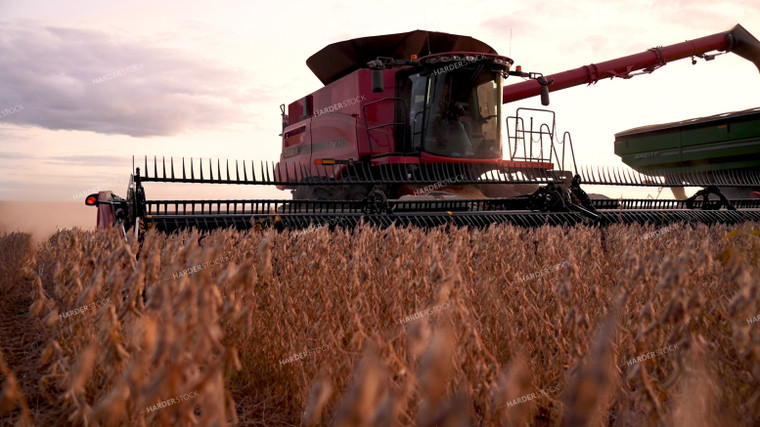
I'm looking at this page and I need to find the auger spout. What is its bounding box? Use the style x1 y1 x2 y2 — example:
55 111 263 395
503 24 760 103
727 24 760 73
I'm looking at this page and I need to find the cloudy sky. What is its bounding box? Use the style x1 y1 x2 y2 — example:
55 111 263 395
1 0 759 203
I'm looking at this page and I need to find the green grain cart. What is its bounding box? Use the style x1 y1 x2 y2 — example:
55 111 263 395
615 107 760 198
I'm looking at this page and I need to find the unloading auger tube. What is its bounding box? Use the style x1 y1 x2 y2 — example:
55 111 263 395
503 24 760 103
83 25 760 233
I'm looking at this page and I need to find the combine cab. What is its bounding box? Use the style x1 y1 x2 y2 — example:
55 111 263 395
87 25 760 232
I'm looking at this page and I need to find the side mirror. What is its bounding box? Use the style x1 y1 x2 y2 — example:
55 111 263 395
372 70 384 93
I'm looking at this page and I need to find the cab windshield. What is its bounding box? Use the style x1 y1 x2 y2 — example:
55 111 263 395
409 66 502 159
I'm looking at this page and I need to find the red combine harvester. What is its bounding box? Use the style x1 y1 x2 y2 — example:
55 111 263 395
87 25 760 233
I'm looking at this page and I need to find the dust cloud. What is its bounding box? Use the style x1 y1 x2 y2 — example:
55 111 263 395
0 201 94 243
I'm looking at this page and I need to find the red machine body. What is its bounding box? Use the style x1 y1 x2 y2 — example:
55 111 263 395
280 68 399 172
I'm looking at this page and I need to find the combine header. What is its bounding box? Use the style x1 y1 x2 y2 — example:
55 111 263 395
87 25 760 232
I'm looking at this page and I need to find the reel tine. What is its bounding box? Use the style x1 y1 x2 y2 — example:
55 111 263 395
434 163 444 183
612 166 622 185
733 169 743 186
735 169 745 186
632 168 642 185
748 168 758 185
626 166 634 185
170 157 175 179
721 169 731 186
745 169 753 186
